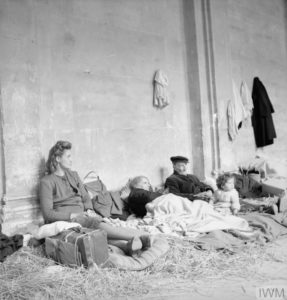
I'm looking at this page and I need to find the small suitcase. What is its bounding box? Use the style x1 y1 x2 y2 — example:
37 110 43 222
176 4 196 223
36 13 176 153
45 227 109 268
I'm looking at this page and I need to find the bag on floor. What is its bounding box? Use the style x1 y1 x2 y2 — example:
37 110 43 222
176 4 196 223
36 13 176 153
45 227 109 268
83 171 125 218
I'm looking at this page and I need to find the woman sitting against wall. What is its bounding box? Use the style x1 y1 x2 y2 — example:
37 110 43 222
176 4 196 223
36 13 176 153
39 141 151 255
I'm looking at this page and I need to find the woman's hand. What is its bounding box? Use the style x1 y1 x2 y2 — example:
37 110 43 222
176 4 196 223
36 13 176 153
232 209 238 215
70 212 81 221
85 209 97 217
195 191 213 201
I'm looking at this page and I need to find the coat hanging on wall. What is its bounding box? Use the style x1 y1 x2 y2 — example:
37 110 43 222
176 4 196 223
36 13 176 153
251 77 276 148
153 70 169 109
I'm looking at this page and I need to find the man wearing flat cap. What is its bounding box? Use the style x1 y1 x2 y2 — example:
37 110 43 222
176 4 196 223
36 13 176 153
165 156 213 201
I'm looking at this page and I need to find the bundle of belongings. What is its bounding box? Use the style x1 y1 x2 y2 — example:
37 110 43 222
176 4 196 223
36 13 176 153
233 156 287 215
0 224 23 262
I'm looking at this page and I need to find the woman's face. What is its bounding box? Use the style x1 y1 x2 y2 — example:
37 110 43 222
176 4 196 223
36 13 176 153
57 149 73 170
137 177 151 191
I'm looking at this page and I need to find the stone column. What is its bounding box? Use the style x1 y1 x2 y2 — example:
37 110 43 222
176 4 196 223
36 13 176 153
184 0 233 177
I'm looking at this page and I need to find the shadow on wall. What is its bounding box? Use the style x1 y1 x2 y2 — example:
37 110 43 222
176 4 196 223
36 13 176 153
159 167 169 186
182 0 205 177
36 156 46 195
285 1 287 58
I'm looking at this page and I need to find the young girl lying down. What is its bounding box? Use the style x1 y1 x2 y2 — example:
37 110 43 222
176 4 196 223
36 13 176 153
127 176 162 218
127 176 215 217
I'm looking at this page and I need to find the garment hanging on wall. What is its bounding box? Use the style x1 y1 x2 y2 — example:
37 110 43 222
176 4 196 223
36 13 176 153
227 99 237 140
227 81 247 140
232 80 247 128
240 80 253 119
251 77 276 147
153 70 169 109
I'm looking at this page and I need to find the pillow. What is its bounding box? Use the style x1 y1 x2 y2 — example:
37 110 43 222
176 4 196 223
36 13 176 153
105 236 169 271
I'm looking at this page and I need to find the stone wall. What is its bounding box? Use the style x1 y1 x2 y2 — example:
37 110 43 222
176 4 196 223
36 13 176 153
0 0 286 233
219 0 287 172
0 0 195 231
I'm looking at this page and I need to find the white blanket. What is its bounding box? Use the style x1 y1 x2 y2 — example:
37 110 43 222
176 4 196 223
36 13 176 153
144 194 251 233
105 194 252 237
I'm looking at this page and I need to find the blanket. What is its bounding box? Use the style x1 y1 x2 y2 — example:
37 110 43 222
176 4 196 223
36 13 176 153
105 194 253 237
241 212 287 241
145 194 252 234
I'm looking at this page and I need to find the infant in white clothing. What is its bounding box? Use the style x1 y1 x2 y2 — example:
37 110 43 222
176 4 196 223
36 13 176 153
210 173 240 216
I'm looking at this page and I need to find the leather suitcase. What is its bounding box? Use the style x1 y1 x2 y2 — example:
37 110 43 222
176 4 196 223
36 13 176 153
45 227 109 268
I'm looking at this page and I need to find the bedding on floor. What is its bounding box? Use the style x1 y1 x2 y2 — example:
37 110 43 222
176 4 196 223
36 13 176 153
105 194 254 237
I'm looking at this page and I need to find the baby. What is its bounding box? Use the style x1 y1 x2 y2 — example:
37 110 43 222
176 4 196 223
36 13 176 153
210 173 240 216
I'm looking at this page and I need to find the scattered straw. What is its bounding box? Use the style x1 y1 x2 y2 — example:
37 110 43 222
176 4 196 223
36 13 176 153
0 237 286 300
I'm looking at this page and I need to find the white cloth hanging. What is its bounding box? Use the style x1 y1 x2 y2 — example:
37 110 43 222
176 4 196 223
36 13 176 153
232 80 247 126
227 99 237 140
240 80 253 119
227 81 247 140
153 70 169 109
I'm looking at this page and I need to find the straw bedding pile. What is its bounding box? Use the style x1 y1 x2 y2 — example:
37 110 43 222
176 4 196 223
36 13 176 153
0 237 284 300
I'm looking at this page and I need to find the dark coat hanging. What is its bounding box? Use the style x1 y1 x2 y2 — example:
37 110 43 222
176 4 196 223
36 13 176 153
251 77 276 147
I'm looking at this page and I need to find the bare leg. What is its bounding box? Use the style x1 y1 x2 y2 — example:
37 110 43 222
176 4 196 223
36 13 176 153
108 239 142 254
98 222 146 240
108 240 127 251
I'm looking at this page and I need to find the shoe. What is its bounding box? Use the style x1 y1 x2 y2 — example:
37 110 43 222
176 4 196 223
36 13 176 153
270 204 278 215
126 237 142 256
140 235 151 250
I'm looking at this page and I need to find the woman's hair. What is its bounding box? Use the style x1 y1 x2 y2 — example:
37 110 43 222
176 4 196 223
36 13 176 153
129 176 149 190
46 140 72 174
216 173 235 189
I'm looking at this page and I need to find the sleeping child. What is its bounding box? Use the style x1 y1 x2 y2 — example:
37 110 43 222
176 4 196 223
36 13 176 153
210 173 240 216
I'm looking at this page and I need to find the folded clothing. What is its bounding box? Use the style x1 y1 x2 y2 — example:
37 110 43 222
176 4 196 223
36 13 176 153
29 221 82 240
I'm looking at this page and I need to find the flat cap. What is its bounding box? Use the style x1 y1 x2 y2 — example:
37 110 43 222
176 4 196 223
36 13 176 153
170 156 189 163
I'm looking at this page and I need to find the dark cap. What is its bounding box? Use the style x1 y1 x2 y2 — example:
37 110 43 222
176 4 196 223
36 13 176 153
170 156 189 164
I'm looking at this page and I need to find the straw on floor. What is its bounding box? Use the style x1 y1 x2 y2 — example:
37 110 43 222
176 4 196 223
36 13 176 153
0 237 285 300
